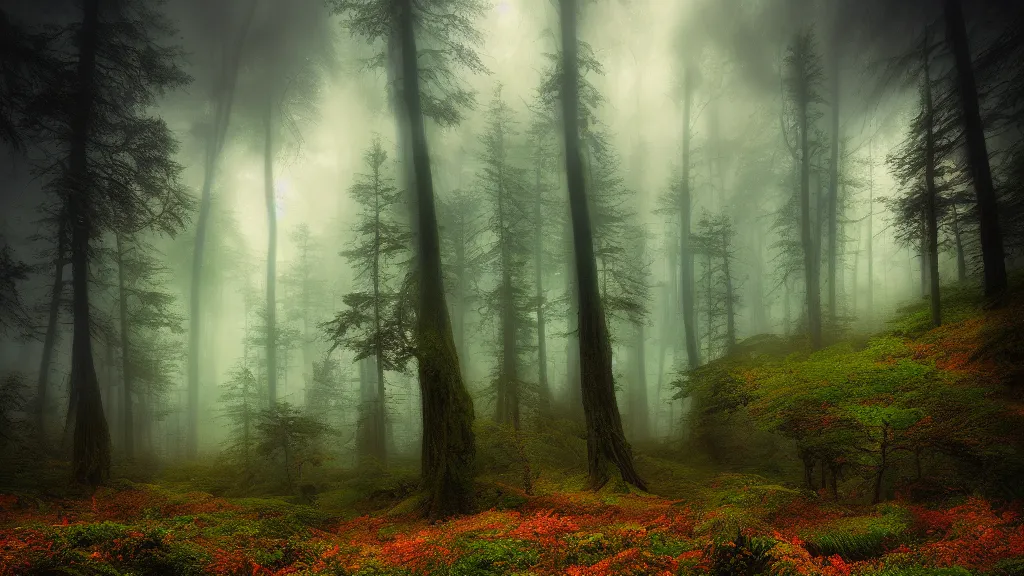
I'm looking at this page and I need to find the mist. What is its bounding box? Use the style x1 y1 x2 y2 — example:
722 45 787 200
2 0 1024 572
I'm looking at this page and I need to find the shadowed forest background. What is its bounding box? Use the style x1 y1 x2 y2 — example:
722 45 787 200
2 0 1024 574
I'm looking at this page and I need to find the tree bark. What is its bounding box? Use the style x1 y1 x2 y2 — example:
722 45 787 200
185 2 255 458
68 0 110 486
944 0 1007 300
560 0 645 492
264 96 278 407
36 222 66 446
680 63 700 369
115 234 134 459
397 0 475 520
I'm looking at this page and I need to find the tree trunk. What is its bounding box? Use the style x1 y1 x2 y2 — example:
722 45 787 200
565 218 582 417
631 323 649 442
37 222 67 446
680 63 700 369
827 37 841 330
498 163 519 429
722 232 736 351
534 163 550 416
301 245 312 410
397 0 475 520
452 218 466 371
559 0 646 492
922 38 942 327
372 172 387 465
115 234 134 459
944 0 1007 300
264 96 278 407
68 0 110 486
797 44 823 350
185 2 255 458
866 142 875 325
951 203 967 282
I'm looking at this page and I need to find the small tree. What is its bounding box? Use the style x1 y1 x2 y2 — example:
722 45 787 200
219 359 261 472
692 211 741 361
324 137 412 466
256 403 329 490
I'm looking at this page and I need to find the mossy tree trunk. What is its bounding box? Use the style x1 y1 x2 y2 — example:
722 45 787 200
559 0 646 492
397 0 475 520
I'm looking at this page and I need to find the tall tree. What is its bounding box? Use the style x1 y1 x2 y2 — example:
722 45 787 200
943 0 1007 300
185 0 257 459
476 86 533 430
558 0 645 491
785 31 825 350
324 138 411 465
331 0 486 520
826 25 842 328
526 107 558 415
679 61 700 369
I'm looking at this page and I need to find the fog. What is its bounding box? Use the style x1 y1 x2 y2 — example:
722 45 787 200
1 0 1020 476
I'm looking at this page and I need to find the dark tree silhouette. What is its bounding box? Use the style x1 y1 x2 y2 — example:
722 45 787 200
558 0 646 492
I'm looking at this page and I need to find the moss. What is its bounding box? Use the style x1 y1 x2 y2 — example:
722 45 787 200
802 505 912 561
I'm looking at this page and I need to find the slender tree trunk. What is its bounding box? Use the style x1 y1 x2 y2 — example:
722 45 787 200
452 219 466 369
37 223 66 446
185 3 255 458
797 48 823 350
372 173 387 464
944 0 1006 300
115 234 134 459
264 97 278 406
783 276 792 336
951 203 967 282
827 37 841 331
866 142 875 324
301 247 312 410
560 0 646 492
68 0 110 485
565 227 582 416
922 38 942 327
680 64 700 369
631 323 649 441
722 232 736 351
498 161 519 429
534 164 550 415
397 0 475 520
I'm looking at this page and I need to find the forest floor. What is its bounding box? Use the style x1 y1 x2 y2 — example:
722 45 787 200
3 280 1024 576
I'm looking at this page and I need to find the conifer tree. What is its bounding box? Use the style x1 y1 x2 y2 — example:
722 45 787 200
476 86 533 430
324 138 411 466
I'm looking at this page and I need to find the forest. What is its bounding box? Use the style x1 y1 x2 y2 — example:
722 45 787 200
1 0 1024 574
